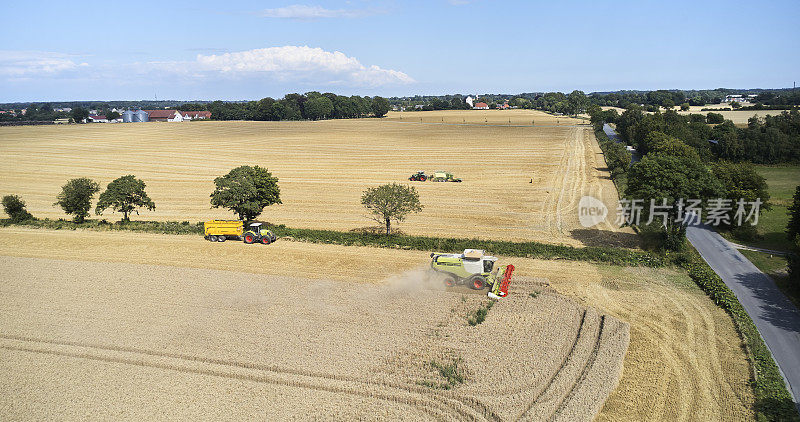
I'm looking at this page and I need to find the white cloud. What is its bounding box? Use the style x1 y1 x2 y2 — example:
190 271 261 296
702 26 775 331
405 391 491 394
194 46 414 86
258 4 379 19
0 50 87 77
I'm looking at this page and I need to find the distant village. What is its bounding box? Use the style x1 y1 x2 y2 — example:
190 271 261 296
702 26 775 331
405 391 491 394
0 107 212 124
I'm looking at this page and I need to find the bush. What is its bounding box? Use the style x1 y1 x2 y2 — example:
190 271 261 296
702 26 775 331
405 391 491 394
2 194 33 222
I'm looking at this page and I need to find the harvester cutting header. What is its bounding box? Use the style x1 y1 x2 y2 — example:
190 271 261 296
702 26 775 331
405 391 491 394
430 249 514 299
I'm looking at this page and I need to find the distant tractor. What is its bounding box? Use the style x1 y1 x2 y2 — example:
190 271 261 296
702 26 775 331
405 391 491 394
431 170 462 182
204 220 277 245
409 171 428 181
430 249 514 298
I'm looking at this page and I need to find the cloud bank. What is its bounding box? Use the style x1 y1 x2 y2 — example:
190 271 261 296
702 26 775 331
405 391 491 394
258 4 381 19
0 50 88 77
194 46 414 86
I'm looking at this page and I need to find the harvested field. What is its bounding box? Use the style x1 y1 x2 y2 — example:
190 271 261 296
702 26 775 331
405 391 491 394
0 110 626 246
0 228 754 420
0 253 628 421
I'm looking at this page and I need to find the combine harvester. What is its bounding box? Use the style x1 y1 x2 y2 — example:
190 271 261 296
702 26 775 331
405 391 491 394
430 249 514 299
204 220 277 245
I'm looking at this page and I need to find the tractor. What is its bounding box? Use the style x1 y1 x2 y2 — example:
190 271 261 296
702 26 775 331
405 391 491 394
409 171 428 181
204 220 277 245
430 249 514 298
242 223 277 245
430 170 462 182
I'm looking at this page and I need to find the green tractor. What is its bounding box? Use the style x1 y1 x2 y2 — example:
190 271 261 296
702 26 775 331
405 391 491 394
430 170 462 182
409 171 428 181
242 222 277 245
430 249 514 298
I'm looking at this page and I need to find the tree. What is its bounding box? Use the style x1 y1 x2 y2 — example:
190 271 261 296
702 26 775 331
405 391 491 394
789 186 800 286
54 178 100 223
567 90 587 115
625 155 723 250
210 165 281 221
711 162 770 229
107 111 121 121
730 101 741 109
2 194 33 222
95 175 156 221
303 96 334 120
71 107 89 123
706 112 724 124
361 183 423 235
788 186 800 241
371 96 391 117
680 103 690 111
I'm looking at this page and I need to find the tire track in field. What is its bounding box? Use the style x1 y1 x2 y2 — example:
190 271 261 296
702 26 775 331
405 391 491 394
514 310 602 421
548 316 605 421
0 334 498 421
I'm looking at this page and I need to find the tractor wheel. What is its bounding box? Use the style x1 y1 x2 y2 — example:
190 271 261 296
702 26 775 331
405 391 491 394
443 276 456 288
261 237 271 245
209 235 218 242
469 275 487 290
243 234 255 244
217 235 226 242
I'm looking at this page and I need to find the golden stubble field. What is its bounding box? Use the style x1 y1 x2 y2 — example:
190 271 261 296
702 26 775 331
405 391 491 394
0 110 626 246
0 227 754 420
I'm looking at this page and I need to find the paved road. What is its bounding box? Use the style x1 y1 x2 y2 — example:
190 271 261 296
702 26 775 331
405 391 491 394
602 123 640 162
686 222 800 411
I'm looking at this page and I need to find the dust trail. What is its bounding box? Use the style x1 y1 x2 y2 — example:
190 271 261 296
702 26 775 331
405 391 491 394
382 266 446 293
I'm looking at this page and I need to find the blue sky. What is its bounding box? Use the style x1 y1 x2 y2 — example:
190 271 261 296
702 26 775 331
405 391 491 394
1 0 798 101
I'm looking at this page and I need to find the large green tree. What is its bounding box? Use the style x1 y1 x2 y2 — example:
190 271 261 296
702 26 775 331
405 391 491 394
303 96 334 120
71 107 89 123
361 183 423 235
2 194 33 222
625 155 724 250
95 175 156 221
371 96 391 117
54 178 100 223
210 165 281 221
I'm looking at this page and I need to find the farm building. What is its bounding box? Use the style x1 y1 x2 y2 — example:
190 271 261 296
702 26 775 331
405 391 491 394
180 111 212 120
87 115 108 123
144 110 184 122
473 102 489 110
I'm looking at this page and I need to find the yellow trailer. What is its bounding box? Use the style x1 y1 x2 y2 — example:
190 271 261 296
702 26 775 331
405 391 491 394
204 220 243 242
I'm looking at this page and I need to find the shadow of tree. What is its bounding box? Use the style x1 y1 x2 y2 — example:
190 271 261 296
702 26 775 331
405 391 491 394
570 228 641 249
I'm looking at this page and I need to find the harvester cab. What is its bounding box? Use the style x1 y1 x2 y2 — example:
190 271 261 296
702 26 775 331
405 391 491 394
242 223 277 245
430 249 514 298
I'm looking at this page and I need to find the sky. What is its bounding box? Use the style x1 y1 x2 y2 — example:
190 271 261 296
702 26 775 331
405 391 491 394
1 0 798 102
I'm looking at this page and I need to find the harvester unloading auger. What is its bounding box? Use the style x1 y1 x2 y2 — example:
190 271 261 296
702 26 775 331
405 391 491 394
430 249 515 299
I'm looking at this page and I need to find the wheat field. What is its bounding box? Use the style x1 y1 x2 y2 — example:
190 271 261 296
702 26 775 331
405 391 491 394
0 227 754 420
0 110 626 246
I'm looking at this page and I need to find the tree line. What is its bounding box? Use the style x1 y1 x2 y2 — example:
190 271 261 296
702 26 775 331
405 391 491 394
191 92 390 121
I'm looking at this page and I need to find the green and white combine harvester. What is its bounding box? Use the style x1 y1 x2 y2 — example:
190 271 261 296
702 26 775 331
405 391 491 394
430 249 515 299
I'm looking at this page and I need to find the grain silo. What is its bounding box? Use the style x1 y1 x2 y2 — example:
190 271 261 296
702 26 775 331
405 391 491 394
122 110 135 123
134 110 149 122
